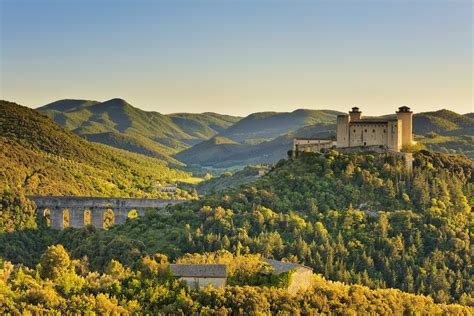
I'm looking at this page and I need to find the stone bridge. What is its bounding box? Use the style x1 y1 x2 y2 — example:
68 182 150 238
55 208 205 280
28 196 185 230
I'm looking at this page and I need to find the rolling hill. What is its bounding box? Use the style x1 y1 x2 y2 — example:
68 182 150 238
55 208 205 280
175 122 336 168
0 100 197 232
2 149 472 309
178 109 474 168
412 109 474 135
217 109 341 142
38 98 241 161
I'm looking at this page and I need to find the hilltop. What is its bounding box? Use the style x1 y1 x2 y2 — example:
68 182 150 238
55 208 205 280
2 150 472 306
0 100 197 232
217 109 341 142
39 99 474 168
38 98 241 161
178 109 474 169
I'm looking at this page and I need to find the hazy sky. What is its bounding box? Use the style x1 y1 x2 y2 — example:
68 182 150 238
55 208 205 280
1 0 472 116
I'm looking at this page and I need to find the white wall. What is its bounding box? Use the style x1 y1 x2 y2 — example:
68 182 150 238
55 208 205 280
179 277 226 289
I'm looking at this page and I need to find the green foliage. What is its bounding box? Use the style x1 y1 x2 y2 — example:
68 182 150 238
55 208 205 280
1 248 472 314
0 100 197 231
38 98 241 161
195 165 266 194
3 150 472 306
38 244 71 280
217 109 340 142
175 122 336 169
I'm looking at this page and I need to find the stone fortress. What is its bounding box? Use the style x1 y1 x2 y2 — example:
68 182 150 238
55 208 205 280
293 106 414 154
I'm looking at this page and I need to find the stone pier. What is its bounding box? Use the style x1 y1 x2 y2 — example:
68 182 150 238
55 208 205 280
28 196 184 230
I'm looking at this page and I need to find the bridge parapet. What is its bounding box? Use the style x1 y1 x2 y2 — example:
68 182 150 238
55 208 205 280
28 196 184 230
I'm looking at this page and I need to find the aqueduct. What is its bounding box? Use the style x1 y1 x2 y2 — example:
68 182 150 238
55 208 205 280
28 196 184 230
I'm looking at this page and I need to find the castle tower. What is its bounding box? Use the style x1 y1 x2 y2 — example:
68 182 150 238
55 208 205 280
396 106 413 147
336 114 350 147
349 107 362 121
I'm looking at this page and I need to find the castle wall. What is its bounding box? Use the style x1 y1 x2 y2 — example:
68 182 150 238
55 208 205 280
397 111 413 147
348 123 388 147
387 120 402 151
336 115 350 147
293 139 336 154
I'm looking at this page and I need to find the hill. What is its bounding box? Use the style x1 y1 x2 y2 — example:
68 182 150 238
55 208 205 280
178 108 474 169
217 109 340 142
1 247 471 314
2 150 473 306
0 100 197 232
193 166 265 194
412 110 474 159
175 122 336 168
38 98 241 161
413 109 474 135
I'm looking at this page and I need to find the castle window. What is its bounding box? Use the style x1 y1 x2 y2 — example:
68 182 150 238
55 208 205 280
353 129 355 133
364 129 367 132
372 129 375 133
383 129 386 133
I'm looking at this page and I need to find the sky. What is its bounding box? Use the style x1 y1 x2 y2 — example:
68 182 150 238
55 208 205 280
1 0 472 116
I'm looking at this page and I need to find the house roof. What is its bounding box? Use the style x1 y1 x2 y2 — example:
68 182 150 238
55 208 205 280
170 264 227 278
262 258 312 274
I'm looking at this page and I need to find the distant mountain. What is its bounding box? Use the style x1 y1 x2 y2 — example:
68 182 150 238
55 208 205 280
413 109 474 135
178 108 474 168
0 100 194 198
175 123 335 168
38 98 241 161
217 109 341 142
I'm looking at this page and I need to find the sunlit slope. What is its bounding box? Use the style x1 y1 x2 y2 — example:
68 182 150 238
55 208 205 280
217 109 340 142
0 100 191 197
38 98 241 159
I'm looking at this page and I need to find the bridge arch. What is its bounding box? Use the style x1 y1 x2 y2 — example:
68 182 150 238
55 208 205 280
62 209 70 228
103 209 115 229
84 209 91 226
28 196 184 230
43 208 51 227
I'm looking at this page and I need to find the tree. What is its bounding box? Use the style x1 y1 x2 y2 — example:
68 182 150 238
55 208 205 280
38 244 71 280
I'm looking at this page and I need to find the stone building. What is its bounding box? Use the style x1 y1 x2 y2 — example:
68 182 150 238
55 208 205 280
156 183 178 193
293 138 337 154
336 106 413 152
262 259 313 294
170 264 227 289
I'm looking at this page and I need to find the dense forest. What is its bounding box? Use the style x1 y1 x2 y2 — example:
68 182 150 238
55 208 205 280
1 245 471 314
38 98 241 161
1 150 473 309
0 101 198 232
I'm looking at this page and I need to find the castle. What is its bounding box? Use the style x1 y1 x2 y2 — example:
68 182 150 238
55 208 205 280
336 106 413 151
293 106 413 154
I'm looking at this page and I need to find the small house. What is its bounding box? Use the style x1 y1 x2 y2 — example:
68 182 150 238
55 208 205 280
157 184 178 193
170 264 227 289
262 258 313 294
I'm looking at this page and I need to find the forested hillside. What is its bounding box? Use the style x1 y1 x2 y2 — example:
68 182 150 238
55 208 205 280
2 150 472 306
178 109 474 168
0 101 196 232
413 110 474 159
1 246 471 314
216 109 340 142
175 123 335 168
38 98 240 161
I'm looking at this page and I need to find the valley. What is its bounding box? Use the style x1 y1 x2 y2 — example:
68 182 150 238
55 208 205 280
0 99 473 313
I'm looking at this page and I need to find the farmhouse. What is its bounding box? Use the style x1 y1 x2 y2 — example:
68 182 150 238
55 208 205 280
262 258 313 294
170 264 227 289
